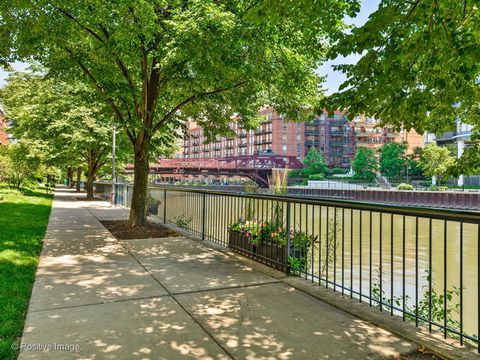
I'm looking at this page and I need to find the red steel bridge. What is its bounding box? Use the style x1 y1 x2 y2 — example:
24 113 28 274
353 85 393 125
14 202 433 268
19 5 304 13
125 155 304 187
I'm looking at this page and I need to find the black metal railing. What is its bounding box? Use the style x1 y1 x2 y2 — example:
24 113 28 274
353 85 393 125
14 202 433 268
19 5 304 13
94 182 480 351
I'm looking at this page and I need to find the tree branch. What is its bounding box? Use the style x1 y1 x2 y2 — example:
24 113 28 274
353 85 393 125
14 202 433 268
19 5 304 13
64 47 136 145
152 80 248 134
92 147 107 172
57 8 105 43
406 0 421 19
57 8 140 113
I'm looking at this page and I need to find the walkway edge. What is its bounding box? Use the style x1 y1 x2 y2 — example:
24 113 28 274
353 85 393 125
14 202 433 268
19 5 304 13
283 277 478 360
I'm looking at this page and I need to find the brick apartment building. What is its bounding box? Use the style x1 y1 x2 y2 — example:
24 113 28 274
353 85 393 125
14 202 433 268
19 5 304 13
0 110 9 145
182 109 418 169
183 108 303 159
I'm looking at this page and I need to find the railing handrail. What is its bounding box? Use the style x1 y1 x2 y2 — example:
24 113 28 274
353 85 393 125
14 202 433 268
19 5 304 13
100 182 480 224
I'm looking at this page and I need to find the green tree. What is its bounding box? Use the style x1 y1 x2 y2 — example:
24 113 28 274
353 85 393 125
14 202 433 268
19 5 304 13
0 0 360 226
406 147 424 178
420 144 455 185
0 71 134 199
324 1 480 173
302 147 329 177
352 147 378 182
0 142 41 188
0 147 10 182
379 142 407 180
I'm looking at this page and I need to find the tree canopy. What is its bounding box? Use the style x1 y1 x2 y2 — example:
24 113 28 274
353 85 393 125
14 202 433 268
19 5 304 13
0 0 360 225
379 142 407 180
324 0 480 173
0 142 44 189
352 147 378 182
302 147 329 178
420 143 455 183
0 71 135 198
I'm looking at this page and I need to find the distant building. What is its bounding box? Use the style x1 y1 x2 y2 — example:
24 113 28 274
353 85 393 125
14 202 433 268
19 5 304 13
350 115 397 150
395 128 425 152
314 111 354 168
0 110 9 145
183 108 302 160
182 110 407 169
434 121 478 186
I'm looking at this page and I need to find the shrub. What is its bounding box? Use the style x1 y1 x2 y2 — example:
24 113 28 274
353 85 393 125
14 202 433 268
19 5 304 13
396 183 414 190
308 173 325 181
173 215 192 229
429 186 448 192
287 169 302 178
330 167 347 175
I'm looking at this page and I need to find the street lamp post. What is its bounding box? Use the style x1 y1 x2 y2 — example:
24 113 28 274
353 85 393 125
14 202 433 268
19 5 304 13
112 126 116 206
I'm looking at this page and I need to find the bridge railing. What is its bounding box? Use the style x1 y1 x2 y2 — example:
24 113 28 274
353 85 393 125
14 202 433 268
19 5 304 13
95 182 480 352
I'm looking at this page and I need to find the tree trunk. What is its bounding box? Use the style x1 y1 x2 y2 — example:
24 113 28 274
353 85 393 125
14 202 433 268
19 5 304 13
67 166 73 187
128 139 150 227
76 166 82 192
86 171 94 200
86 154 96 200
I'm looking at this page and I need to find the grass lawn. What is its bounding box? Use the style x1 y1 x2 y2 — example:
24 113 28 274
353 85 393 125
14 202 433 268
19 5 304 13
0 188 52 360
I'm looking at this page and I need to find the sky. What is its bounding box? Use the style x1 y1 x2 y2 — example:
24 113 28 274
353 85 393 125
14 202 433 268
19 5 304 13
0 0 380 94
318 0 380 94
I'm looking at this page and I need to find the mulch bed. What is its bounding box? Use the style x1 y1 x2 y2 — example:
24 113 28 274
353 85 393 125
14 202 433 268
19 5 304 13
399 349 441 360
101 220 181 240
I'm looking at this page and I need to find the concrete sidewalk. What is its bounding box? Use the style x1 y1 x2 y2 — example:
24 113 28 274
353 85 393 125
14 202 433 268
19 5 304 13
19 188 415 359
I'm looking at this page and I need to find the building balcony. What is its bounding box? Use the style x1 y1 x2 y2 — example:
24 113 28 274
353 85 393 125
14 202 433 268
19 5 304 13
239 132 247 138
330 119 345 125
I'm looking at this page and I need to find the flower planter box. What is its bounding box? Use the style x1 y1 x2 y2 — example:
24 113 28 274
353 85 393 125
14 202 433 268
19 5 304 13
228 230 307 272
254 240 287 271
228 229 257 256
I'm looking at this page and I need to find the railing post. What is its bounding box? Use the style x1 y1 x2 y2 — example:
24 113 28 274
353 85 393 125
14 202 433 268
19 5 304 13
285 201 291 274
202 192 207 240
163 189 167 223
